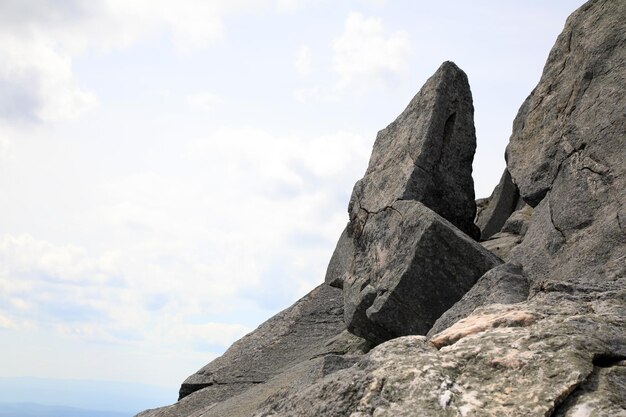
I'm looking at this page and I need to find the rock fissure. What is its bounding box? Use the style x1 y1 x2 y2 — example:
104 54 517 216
548 197 566 240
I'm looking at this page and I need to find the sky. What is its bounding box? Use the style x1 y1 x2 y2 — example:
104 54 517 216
0 0 585 397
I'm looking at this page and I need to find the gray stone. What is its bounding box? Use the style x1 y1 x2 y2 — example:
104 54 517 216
136 2 626 416
254 292 626 417
553 360 626 417
426 263 529 336
475 169 520 240
343 200 501 344
324 224 353 288
500 203 533 236
138 284 369 417
480 231 523 261
474 197 489 221
506 0 625 208
507 0 626 290
350 61 480 240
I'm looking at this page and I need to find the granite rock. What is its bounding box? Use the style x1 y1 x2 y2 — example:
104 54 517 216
254 292 626 417
344 200 501 344
475 169 520 240
349 61 480 240
507 0 626 290
427 263 529 337
506 0 625 208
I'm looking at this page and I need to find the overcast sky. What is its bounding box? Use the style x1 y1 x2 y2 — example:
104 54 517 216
0 0 584 392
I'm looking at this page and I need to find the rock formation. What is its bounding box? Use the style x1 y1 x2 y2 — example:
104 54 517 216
475 168 521 240
343 200 500 344
137 1 625 415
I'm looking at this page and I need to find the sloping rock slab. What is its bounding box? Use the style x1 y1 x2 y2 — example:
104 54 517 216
344 200 501 344
254 292 626 417
138 284 369 417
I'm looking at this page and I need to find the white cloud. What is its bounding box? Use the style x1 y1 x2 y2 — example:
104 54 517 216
0 34 97 123
0 0 305 124
332 12 412 88
295 44 313 75
186 92 224 112
0 125 372 355
294 12 412 103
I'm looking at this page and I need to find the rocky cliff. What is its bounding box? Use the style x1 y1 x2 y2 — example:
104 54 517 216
138 1 625 415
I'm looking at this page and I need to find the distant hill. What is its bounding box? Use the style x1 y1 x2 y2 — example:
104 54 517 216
0 377 175 415
0 402 128 417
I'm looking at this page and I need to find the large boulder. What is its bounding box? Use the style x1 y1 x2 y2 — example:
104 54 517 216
327 61 481 290
506 0 626 289
248 1 626 416
135 1 626 416
343 200 501 344
475 168 521 240
349 61 480 240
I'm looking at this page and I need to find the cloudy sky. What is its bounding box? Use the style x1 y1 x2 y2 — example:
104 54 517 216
0 0 584 393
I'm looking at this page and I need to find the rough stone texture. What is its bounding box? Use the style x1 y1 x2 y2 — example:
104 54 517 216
254 292 626 417
343 200 501 344
475 169 520 240
248 2 626 415
324 224 353 288
136 1 626 416
480 232 523 261
427 263 529 337
138 284 369 417
506 0 625 207
326 61 481 290
506 0 626 291
140 354 363 417
349 61 480 240
477 204 533 262
500 203 533 236
553 361 626 417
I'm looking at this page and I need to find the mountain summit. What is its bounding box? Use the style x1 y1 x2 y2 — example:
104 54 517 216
138 1 626 415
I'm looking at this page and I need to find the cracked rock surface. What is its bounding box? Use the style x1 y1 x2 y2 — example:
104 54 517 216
138 284 369 417
343 200 500 344
136 1 625 416
254 294 626 417
349 61 480 241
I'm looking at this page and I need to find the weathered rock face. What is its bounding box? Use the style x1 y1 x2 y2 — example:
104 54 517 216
475 168 520 240
326 61 481 291
506 0 626 289
136 1 626 416
343 200 501 344
250 1 626 415
506 0 624 208
349 61 480 240
427 262 529 337
254 293 626 417
138 284 369 417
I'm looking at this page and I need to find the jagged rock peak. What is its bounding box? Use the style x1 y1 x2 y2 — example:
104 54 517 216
349 60 480 240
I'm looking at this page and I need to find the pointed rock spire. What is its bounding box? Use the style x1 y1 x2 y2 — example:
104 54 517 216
349 61 480 240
